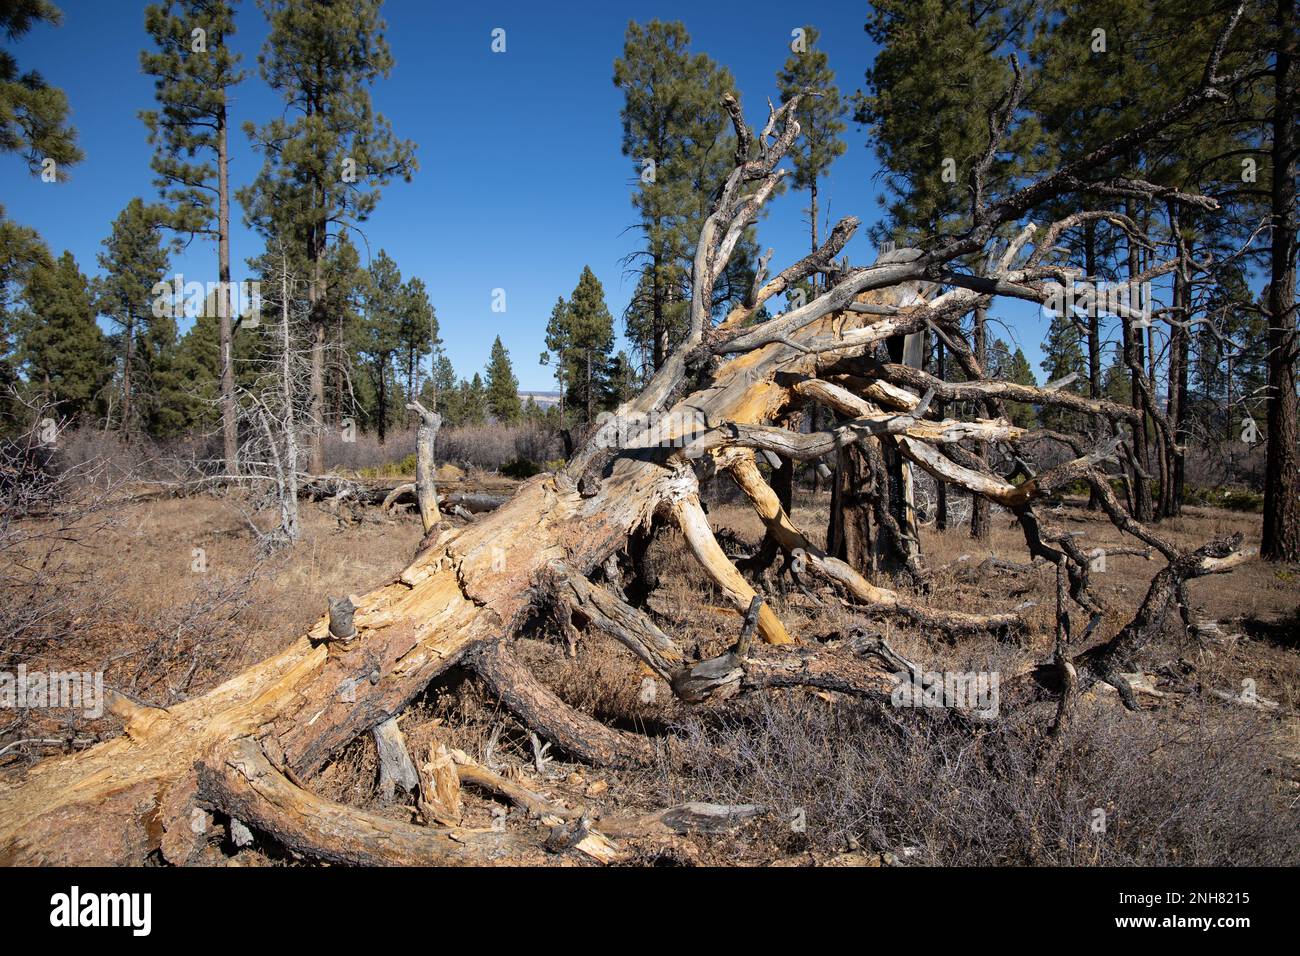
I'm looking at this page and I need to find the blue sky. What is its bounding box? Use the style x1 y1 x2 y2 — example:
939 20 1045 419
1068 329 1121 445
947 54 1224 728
5 0 1052 392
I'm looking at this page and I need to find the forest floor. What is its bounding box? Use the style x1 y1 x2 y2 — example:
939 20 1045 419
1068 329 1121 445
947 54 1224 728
2 475 1297 866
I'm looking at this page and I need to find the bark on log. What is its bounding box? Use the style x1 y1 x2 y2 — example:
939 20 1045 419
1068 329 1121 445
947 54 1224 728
471 642 658 768
198 737 534 866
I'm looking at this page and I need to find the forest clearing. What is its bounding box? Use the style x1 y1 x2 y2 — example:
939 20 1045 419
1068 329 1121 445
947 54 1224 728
0 0 1295 913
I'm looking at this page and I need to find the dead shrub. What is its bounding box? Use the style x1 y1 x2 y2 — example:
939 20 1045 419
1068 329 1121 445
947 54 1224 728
657 692 1297 866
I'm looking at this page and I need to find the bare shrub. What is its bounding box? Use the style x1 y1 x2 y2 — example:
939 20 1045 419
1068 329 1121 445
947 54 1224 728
438 423 562 471
121 568 259 704
658 692 1297 866
323 421 564 475
322 426 404 474
0 403 121 667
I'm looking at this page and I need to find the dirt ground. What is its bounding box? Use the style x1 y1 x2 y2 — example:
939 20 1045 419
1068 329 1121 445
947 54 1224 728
2 477 1297 866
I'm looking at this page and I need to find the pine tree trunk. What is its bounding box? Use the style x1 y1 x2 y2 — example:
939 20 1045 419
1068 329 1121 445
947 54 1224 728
830 444 871 572
1085 220 1101 511
280 263 300 541
377 361 387 445
809 180 819 284
122 318 134 436
969 306 990 539
586 350 593 427
308 246 326 474
1263 0 1300 561
1125 203 1153 522
218 99 238 475
935 339 948 531
1166 226 1189 517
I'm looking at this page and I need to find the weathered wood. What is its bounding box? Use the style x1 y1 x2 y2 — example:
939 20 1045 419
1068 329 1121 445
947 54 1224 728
1078 533 1253 704
550 567 685 681
372 716 419 803
406 400 443 531
471 642 658 768
197 737 532 866
867 360 1142 422
454 759 578 821
670 490 791 645
598 802 764 837
416 744 463 827
725 451 1017 633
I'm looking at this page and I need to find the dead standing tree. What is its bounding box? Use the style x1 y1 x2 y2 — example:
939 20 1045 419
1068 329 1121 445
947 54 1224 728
0 9 1259 865
232 251 311 546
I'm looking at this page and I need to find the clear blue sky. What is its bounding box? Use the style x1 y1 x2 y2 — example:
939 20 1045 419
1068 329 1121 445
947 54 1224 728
5 0 1052 392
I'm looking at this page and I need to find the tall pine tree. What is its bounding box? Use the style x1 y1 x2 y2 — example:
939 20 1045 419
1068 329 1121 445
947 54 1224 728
18 251 109 420
613 20 739 370
357 250 403 443
239 0 416 472
141 0 245 466
94 198 173 437
562 266 615 427
777 25 847 264
485 336 520 424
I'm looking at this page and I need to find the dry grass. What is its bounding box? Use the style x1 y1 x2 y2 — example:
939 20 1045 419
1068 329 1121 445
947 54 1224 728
0 491 424 778
2 474 1296 867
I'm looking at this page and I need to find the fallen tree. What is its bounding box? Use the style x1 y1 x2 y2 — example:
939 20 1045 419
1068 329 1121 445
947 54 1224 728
0 13 1258 865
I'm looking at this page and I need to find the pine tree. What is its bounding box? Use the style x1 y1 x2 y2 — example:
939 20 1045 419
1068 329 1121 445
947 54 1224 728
1101 345 1130 406
94 198 173 437
856 0 1026 244
606 350 638 407
428 348 456 414
563 266 615 426
320 235 366 424
0 1 82 178
988 338 1038 429
1039 312 1088 433
358 250 403 443
239 0 417 472
540 296 569 420
398 276 436 411
18 251 109 419
1259 0 1298 560
485 336 520 424
776 25 847 265
141 0 245 466
0 220 46 420
457 373 487 427
168 307 221 433
613 20 740 369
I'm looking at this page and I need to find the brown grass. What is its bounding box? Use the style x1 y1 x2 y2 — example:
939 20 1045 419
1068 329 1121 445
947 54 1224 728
2 477 1296 867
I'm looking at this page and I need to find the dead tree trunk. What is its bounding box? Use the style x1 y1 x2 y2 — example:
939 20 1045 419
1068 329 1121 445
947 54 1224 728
406 400 443 533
